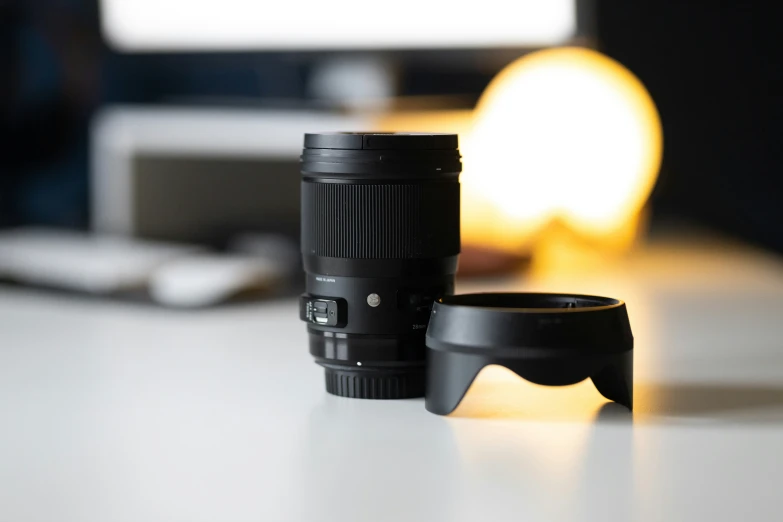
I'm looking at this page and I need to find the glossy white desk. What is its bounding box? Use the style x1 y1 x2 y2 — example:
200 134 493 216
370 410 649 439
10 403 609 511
1 238 782 522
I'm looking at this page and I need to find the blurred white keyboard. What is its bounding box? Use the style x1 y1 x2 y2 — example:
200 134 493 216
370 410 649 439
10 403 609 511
0 228 296 307
0 228 201 295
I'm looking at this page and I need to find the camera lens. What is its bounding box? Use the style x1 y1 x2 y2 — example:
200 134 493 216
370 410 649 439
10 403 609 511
299 132 462 399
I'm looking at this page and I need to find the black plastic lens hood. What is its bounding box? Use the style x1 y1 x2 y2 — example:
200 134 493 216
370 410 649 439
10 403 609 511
424 293 634 415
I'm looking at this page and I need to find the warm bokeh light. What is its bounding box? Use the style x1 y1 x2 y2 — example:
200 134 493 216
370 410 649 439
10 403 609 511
377 48 662 266
450 365 612 422
461 47 663 254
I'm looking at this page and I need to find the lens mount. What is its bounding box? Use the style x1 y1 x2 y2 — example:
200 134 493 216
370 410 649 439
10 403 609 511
309 329 427 399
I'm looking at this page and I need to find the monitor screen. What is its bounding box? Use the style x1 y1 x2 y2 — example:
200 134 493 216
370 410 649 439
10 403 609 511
101 0 577 51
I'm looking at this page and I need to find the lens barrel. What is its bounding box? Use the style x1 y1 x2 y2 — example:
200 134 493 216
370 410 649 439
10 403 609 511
299 133 461 399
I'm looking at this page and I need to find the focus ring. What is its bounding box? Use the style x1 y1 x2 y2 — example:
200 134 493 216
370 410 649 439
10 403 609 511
301 181 460 259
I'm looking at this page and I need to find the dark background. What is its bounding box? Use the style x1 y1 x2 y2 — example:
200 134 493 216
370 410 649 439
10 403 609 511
1 1 781 253
597 3 783 253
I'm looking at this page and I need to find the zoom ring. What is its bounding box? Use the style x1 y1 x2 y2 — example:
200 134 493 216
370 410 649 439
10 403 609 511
301 182 460 259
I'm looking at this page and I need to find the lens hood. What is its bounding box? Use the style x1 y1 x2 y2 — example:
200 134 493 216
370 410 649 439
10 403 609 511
425 293 633 415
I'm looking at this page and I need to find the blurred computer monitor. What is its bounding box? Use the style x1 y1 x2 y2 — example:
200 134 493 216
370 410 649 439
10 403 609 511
100 0 578 51
92 1 583 246
91 107 372 244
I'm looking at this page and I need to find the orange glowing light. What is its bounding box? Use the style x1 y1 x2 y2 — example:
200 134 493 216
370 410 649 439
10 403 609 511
461 47 663 253
450 365 612 422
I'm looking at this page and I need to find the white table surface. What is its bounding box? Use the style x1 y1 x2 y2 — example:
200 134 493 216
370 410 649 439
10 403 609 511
1 237 783 522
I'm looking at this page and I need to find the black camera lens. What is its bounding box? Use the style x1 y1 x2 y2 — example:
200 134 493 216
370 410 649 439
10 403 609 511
299 132 462 399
